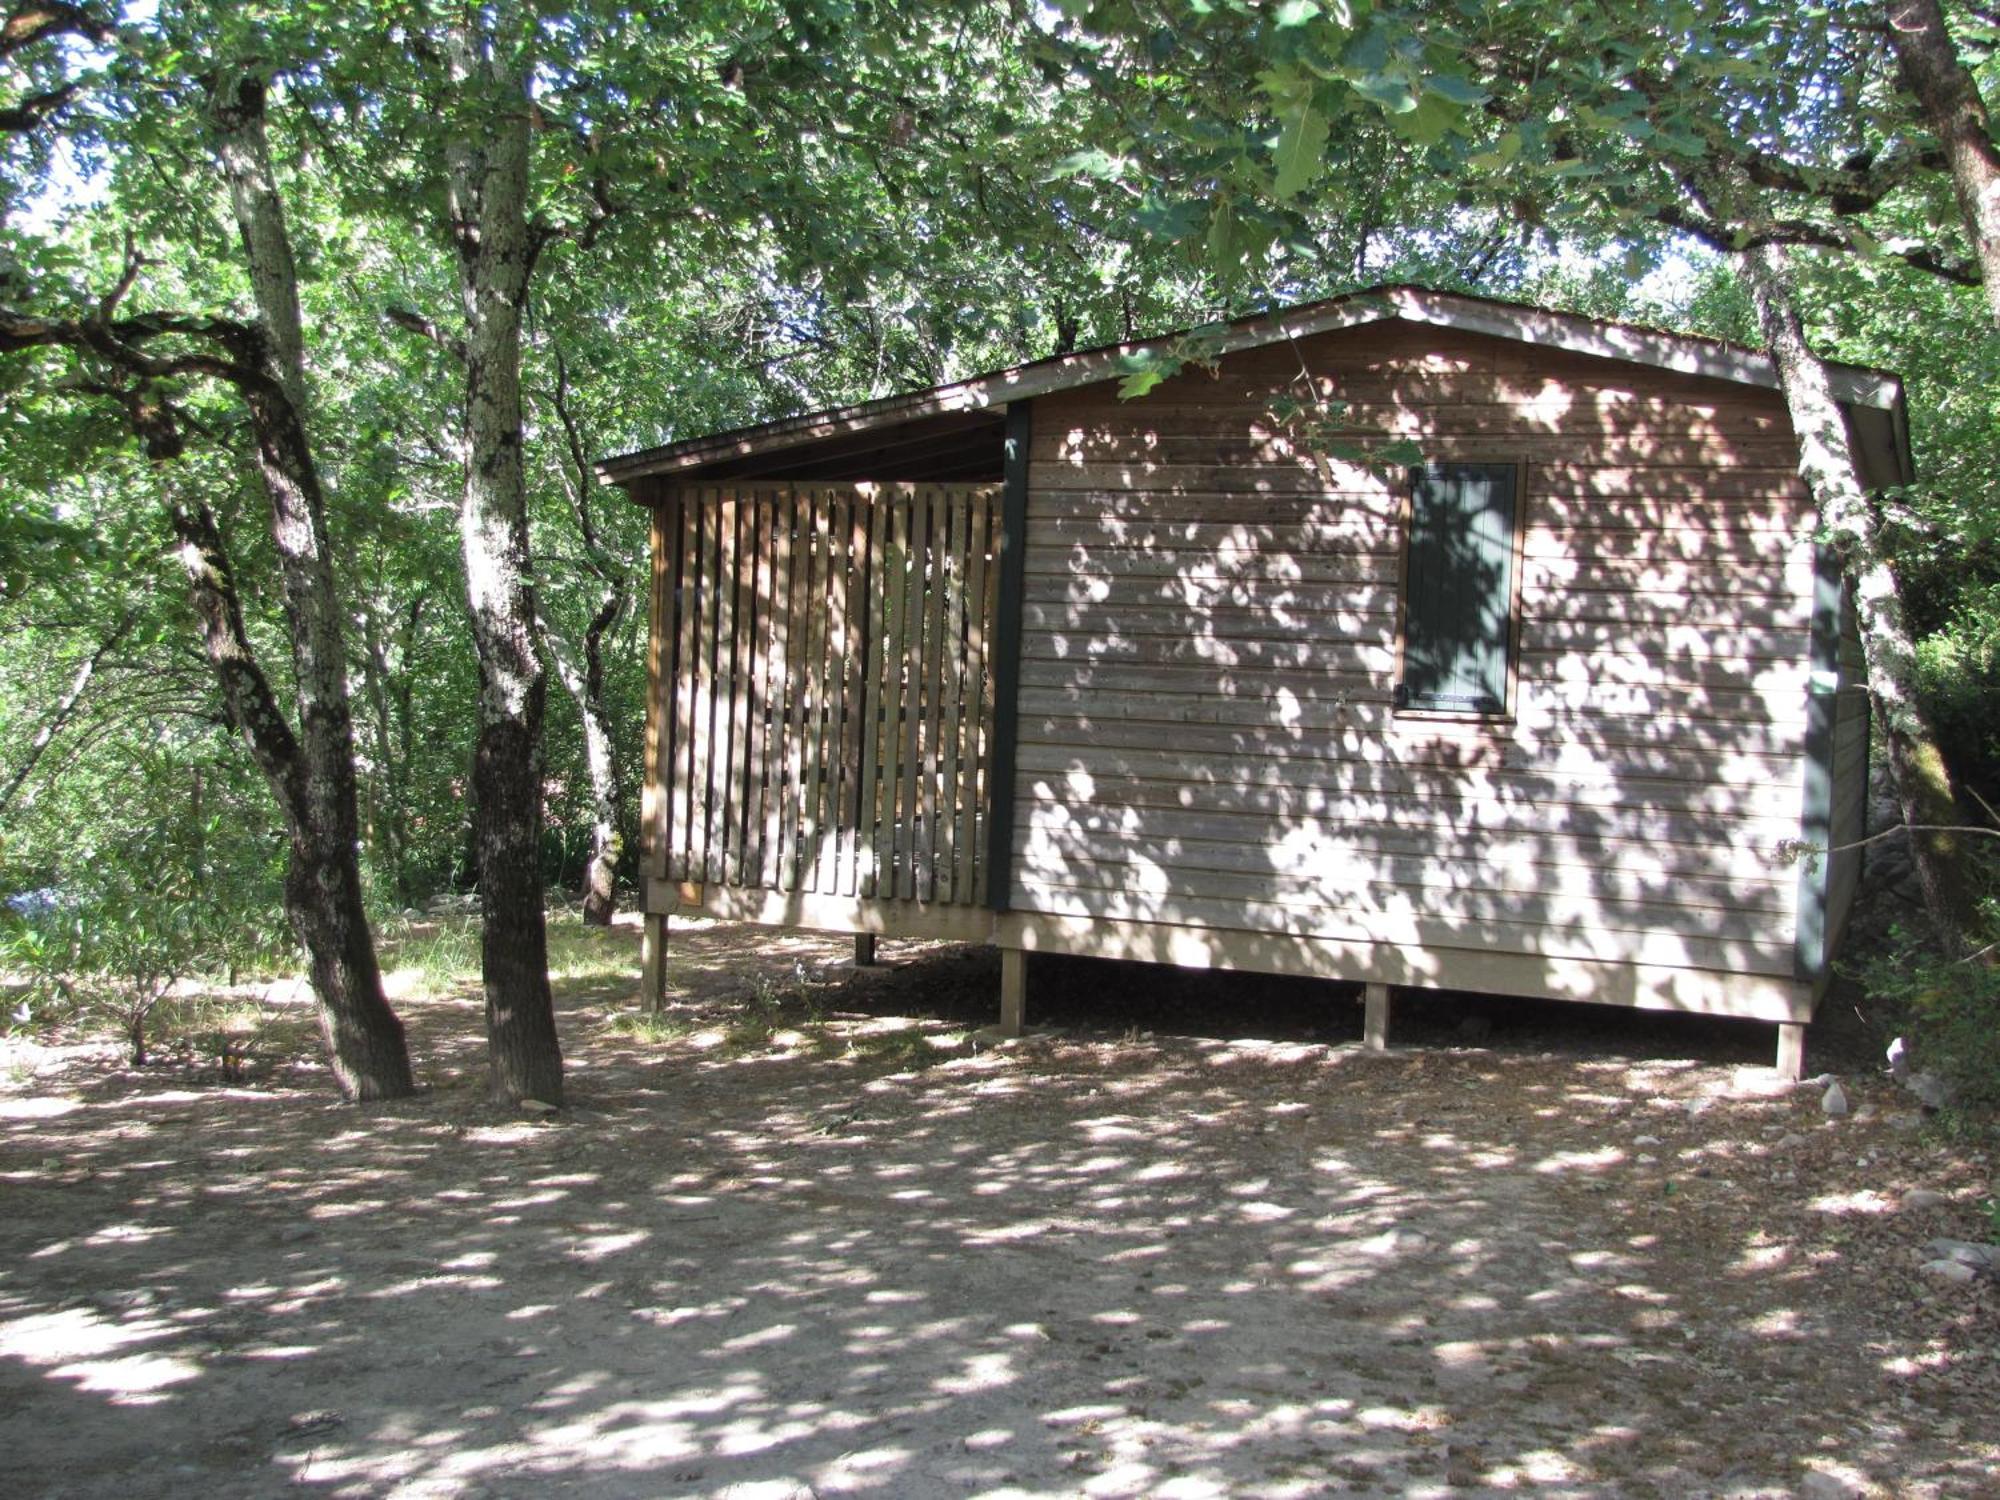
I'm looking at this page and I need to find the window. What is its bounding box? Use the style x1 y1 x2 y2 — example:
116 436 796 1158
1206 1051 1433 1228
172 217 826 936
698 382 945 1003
1395 462 1522 716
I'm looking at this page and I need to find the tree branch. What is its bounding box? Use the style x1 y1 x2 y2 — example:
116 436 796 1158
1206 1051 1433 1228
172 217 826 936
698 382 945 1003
1650 198 1984 285
0 2 109 60
0 82 79 132
0 608 131 814
164 496 305 821
383 305 466 362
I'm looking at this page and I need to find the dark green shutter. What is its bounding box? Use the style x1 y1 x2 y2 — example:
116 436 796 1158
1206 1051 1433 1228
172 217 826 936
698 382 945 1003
1400 463 1517 713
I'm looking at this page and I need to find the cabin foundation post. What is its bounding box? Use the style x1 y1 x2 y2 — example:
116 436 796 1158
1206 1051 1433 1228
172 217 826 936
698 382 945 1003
1775 1022 1806 1082
854 934 878 968
641 913 670 1013
999 948 1026 1037
1363 983 1391 1051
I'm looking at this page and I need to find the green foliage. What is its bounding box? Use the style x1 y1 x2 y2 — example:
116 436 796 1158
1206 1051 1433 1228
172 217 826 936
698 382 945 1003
1977 1195 2000 1245
0 0 1996 1115
1 745 288 1063
1854 912 2000 1118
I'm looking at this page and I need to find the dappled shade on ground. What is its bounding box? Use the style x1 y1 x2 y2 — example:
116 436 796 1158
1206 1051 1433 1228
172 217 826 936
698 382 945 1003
0 915 1995 1497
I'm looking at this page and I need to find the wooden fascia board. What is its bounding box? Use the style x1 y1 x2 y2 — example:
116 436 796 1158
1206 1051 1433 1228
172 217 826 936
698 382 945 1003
1386 287 1902 408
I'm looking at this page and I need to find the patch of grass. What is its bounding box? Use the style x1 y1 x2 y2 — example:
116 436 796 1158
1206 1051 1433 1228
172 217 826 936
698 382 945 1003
93 985 315 1082
850 1026 952 1071
721 967 831 1053
379 916 481 999
723 1001 784 1053
603 1009 695 1045
381 907 636 1002
545 908 635 987
155 991 265 1041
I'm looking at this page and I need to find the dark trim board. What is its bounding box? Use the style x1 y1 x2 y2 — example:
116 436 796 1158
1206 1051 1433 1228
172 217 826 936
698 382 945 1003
657 410 1005 484
1793 539 1845 981
984 400 1032 911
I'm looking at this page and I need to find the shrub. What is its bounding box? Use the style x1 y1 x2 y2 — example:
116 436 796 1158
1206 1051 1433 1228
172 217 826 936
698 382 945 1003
1855 912 2000 1118
0 746 288 1064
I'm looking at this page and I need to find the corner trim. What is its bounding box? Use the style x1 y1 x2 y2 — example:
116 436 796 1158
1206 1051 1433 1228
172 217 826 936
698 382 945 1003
983 401 1032 911
1793 540 1844 980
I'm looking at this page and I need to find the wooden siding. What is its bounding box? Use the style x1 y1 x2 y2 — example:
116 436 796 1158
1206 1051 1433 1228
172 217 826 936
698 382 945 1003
652 482 1002 906
1010 321 1818 983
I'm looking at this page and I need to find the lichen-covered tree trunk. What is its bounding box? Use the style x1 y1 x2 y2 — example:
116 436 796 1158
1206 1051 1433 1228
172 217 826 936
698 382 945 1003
446 20 563 1105
1886 0 2000 326
205 71 414 1099
1744 242 1983 952
168 499 414 1098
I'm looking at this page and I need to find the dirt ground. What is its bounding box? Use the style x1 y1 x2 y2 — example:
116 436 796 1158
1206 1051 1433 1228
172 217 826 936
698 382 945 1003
1 915 1996 1499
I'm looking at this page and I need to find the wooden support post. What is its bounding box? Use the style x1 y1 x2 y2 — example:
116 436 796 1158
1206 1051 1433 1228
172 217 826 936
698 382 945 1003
854 933 877 968
999 947 1026 1037
641 913 670 1013
1775 1022 1806 1082
1363 982 1391 1051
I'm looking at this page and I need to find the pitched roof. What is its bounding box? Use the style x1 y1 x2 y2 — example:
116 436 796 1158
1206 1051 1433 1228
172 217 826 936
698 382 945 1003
596 282 1905 486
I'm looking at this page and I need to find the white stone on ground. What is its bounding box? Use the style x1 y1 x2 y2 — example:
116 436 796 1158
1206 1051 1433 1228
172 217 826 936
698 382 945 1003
1923 1238 1998 1270
1920 1259 1979 1286
1800 1469 1866 1499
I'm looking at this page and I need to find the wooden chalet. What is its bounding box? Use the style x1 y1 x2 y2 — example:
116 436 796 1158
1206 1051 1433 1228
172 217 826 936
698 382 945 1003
599 285 1904 1076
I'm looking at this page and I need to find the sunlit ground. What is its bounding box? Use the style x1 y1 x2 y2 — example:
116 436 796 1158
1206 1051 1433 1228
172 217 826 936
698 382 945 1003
1 913 1995 1498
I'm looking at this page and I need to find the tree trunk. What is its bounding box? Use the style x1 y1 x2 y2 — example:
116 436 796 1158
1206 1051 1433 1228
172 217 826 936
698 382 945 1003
543 344 628 926
577 596 624 925
168 499 415 1097
542 588 625 925
201 72 415 1099
1743 242 1984 952
1886 0 2000 325
446 20 563 1105
357 600 411 903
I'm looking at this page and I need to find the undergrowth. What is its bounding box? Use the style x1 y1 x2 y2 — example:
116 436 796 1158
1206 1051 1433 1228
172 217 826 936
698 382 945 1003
1854 904 2000 1126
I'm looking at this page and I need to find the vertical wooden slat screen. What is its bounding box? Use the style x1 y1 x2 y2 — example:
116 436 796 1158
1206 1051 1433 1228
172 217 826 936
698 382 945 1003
653 482 1003 907
643 494 672 885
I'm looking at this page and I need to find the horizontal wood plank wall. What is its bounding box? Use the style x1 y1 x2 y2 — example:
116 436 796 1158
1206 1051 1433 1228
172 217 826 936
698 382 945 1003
653 482 1001 907
1013 322 1818 984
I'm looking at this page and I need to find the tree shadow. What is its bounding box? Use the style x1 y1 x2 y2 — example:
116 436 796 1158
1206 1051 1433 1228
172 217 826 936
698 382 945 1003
1 933 1991 1498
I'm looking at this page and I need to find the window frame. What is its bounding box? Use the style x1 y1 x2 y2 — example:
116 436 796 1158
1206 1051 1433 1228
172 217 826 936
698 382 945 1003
1390 458 1530 723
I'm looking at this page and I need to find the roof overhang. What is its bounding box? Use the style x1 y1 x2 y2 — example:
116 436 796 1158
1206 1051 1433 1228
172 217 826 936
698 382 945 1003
596 283 1907 488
